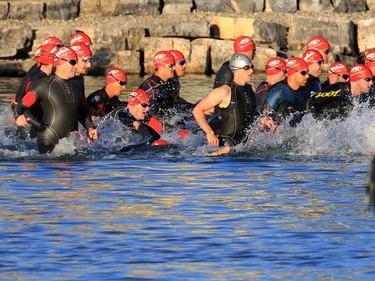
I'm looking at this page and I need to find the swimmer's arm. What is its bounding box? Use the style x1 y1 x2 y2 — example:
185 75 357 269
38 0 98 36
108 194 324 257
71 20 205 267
12 91 37 126
192 86 229 146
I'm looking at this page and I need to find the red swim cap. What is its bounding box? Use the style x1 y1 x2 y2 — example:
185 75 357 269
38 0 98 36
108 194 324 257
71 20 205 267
106 67 127 84
265 57 286 75
350 64 372 81
42 36 63 47
54 46 77 66
71 43 92 60
154 51 175 68
34 43 58 65
302 49 323 66
328 62 349 75
169 50 185 63
306 36 330 52
364 49 375 69
70 32 92 46
128 89 149 106
233 36 255 53
286 57 308 76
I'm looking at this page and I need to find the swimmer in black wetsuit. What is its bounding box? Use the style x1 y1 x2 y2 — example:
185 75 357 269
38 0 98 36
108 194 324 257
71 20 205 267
139 50 177 118
255 57 286 113
11 42 60 139
193 53 257 156
113 89 160 144
70 42 93 93
167 50 194 112
320 62 350 90
300 49 325 107
213 36 256 89
307 63 373 120
363 49 375 107
261 57 309 130
12 46 99 153
87 67 127 122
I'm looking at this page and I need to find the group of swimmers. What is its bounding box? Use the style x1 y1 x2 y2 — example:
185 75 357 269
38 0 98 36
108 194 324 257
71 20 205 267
9 32 375 155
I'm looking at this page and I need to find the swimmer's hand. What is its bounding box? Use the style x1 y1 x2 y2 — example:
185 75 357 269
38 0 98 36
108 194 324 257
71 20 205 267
15 115 30 127
87 127 99 144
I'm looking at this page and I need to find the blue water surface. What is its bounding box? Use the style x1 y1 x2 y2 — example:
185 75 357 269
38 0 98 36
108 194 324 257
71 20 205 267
0 75 374 281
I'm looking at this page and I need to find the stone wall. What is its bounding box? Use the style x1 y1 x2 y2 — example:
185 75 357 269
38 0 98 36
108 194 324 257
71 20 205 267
1 0 375 76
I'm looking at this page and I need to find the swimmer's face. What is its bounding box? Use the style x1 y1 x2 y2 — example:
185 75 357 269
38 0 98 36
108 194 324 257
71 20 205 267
174 59 186 78
76 58 92 75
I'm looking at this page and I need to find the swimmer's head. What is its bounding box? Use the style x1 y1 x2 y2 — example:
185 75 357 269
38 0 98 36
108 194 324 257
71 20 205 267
229 53 253 73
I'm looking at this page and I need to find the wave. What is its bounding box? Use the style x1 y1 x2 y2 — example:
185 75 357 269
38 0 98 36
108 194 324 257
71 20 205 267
1 101 375 160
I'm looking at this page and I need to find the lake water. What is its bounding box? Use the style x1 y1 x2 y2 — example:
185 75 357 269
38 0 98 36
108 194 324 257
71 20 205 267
0 74 374 281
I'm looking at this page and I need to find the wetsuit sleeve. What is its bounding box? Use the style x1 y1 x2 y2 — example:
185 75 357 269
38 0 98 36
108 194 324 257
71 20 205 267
213 62 233 89
79 94 96 129
12 91 37 119
115 110 137 127
142 123 160 143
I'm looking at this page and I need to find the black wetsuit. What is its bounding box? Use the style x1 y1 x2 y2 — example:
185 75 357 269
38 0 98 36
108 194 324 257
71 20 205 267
306 82 353 120
255 80 285 114
358 77 375 107
110 107 160 144
12 74 95 153
12 64 47 138
139 74 176 117
263 80 305 126
300 75 321 108
213 61 232 89
165 77 194 112
218 81 257 146
86 87 126 118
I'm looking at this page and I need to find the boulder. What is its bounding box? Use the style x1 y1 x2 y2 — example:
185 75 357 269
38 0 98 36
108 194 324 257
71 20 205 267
210 39 232 73
357 18 375 53
45 0 80 20
162 0 193 15
367 0 375 11
288 15 356 55
190 38 216 74
0 2 9 20
0 26 33 59
194 0 235 13
299 0 334 13
233 0 265 13
117 0 160 16
8 1 45 20
0 60 32 76
298 0 367 12
112 50 141 74
210 16 288 49
265 0 297 13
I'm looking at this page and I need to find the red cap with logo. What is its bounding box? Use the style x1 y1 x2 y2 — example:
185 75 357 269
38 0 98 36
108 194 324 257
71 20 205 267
306 36 330 52
71 43 92 60
265 57 286 75
169 50 185 63
233 36 256 53
286 57 308 76
302 49 323 66
128 89 149 106
350 64 372 81
328 62 349 75
42 36 63 47
34 43 59 65
70 32 92 46
153 51 175 68
106 67 127 84
364 49 375 68
54 46 77 66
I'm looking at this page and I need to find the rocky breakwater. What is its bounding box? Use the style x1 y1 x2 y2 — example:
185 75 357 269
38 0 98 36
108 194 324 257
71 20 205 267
1 0 375 77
